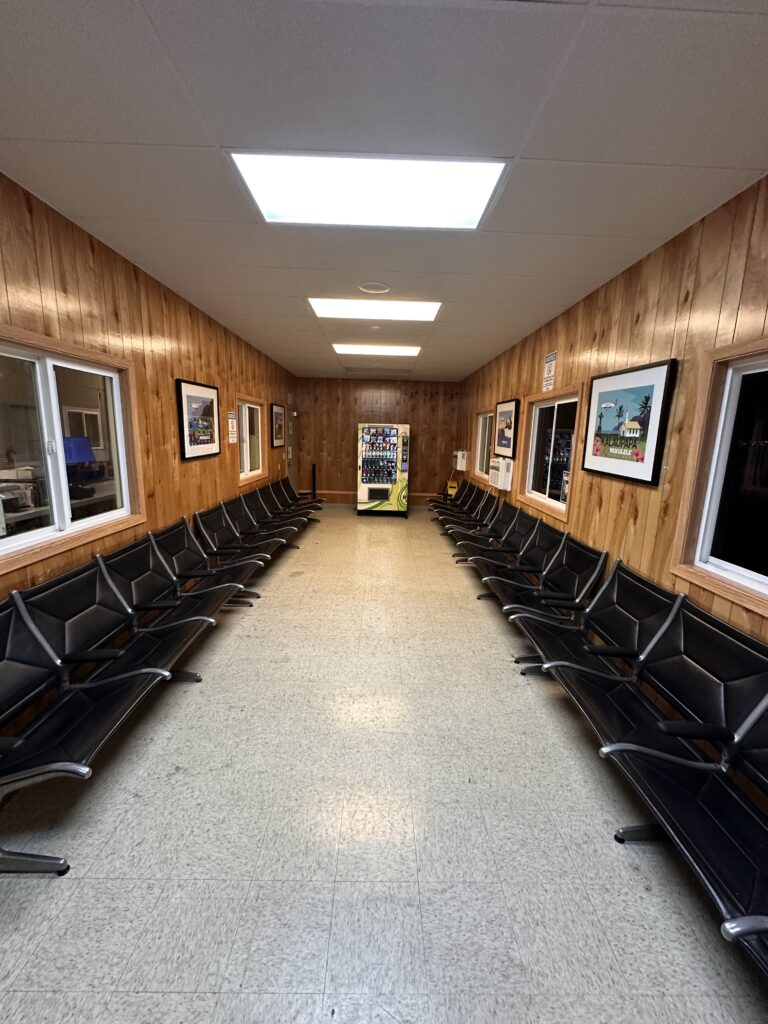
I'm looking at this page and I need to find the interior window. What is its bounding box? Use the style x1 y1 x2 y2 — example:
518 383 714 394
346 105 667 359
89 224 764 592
238 400 263 476
527 397 577 506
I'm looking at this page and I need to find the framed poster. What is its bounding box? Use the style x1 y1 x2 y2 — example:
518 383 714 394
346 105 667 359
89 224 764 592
581 359 677 485
271 403 286 448
493 398 519 458
175 378 221 461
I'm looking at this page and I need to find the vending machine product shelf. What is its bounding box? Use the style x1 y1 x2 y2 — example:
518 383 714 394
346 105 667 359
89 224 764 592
357 422 410 515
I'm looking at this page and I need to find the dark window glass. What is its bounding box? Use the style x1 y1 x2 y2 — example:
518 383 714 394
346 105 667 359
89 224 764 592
710 369 768 577
530 400 577 503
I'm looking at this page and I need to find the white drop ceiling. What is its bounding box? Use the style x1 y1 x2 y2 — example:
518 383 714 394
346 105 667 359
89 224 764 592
1 0 766 381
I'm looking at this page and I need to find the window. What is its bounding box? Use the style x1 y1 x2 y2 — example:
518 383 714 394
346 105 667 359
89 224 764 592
695 355 768 594
526 396 577 507
0 344 130 553
238 400 263 477
475 412 493 478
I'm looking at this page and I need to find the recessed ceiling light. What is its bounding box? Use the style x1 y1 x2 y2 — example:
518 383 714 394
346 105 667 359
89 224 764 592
358 282 391 294
231 153 504 229
333 344 421 357
309 298 440 321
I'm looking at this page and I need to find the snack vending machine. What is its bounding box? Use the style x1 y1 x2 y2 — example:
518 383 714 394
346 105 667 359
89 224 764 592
357 423 410 515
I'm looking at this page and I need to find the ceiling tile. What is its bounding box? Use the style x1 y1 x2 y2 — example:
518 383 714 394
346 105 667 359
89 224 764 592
0 0 209 145
525 8 768 168
464 231 665 279
143 0 581 154
139 264 300 302
489 160 763 238
0 142 253 221
76 219 284 267
272 226 476 275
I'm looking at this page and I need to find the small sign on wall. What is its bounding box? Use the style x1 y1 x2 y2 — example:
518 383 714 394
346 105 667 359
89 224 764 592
543 351 557 392
227 410 238 444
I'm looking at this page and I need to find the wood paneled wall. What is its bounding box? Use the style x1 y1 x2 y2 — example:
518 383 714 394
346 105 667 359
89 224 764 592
0 173 295 595
296 378 462 502
461 176 768 641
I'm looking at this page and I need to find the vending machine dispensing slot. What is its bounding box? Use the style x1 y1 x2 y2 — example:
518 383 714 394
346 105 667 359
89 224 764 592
357 422 410 516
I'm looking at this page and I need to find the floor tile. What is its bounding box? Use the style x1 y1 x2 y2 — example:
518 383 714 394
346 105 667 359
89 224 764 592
413 802 497 883
420 882 525 992
222 882 333 993
323 993 431 1023
255 802 342 881
212 993 323 1023
0 991 111 1023
336 796 416 881
327 882 426 994
116 881 245 993
103 992 217 1024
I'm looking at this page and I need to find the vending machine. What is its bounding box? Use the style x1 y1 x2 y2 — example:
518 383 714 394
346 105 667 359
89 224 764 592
357 423 410 515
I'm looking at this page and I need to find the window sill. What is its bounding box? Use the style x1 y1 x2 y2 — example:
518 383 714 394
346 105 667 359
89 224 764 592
238 471 267 488
671 561 768 619
0 512 146 578
518 490 570 524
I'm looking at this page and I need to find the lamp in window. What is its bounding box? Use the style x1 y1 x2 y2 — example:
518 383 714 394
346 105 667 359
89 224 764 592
63 436 96 499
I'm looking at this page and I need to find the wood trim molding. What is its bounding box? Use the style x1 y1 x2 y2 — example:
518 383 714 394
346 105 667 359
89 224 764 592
0 322 147 573
514 383 584 525
669 333 768 616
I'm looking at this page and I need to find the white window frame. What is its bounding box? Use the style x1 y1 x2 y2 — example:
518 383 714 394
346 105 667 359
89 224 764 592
526 395 577 510
694 353 768 597
238 399 264 479
0 343 132 558
475 411 493 479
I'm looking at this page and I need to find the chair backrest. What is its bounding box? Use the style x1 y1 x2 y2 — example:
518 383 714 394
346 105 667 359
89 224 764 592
266 482 289 511
16 559 131 658
542 536 608 603
259 485 281 514
194 505 241 553
479 494 500 525
463 486 487 517
488 501 517 537
517 520 565 572
502 509 538 554
451 479 470 505
642 598 768 755
276 478 295 505
282 476 301 502
99 538 176 610
242 488 271 522
585 561 681 657
0 596 60 728
223 497 257 536
150 519 209 577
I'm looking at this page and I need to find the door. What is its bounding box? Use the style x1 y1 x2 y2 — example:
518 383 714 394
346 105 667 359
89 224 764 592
287 408 299 491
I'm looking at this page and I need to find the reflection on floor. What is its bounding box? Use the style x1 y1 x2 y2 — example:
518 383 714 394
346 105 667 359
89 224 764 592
1 506 767 1023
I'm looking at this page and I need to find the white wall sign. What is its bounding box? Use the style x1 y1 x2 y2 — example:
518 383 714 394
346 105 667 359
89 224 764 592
227 410 238 444
543 351 557 391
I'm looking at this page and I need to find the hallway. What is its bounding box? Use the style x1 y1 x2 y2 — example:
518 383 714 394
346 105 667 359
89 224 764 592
1 507 766 1024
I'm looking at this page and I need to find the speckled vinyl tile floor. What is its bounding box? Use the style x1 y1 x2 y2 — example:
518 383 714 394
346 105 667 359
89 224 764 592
1 507 767 1023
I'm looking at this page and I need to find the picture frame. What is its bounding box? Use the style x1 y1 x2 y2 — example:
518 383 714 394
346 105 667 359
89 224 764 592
270 403 286 448
493 398 519 459
581 359 677 486
175 378 221 461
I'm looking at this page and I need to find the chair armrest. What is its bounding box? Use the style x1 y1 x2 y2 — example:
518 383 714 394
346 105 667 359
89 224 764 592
657 721 734 742
61 648 125 663
135 600 182 611
176 570 215 579
139 616 215 634
0 736 25 752
583 644 637 658
722 917 768 941
541 659 623 683
599 741 720 772
539 597 585 610
72 667 172 688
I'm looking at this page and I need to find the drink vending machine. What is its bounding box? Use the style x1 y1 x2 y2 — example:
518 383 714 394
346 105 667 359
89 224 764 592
356 423 410 515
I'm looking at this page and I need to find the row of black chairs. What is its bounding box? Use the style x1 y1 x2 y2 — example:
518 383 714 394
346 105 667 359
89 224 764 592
0 477 323 876
430 479 768 979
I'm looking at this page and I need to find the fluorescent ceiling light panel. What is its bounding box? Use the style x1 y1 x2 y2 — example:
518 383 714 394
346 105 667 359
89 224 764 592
333 344 421 357
309 298 440 321
231 154 504 229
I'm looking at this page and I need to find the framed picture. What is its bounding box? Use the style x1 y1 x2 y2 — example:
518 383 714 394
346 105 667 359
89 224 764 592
176 378 221 461
271 403 286 448
493 398 519 458
581 359 677 485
